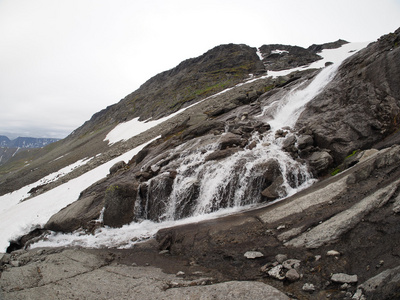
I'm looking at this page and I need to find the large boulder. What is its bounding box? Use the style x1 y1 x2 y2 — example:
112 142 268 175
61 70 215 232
45 194 104 233
103 183 139 228
307 151 333 174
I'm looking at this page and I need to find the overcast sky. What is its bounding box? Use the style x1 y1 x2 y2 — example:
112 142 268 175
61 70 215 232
1 0 399 139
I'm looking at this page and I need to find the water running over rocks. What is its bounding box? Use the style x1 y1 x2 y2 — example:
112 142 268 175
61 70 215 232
134 63 342 223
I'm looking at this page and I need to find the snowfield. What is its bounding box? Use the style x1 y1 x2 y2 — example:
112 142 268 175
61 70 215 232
0 139 155 252
0 41 370 252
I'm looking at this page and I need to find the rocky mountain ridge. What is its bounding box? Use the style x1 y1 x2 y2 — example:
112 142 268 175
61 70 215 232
0 135 59 149
1 28 400 299
0 40 332 196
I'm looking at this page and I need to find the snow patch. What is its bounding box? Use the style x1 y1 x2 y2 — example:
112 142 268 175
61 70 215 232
271 49 289 55
0 138 156 252
267 42 370 78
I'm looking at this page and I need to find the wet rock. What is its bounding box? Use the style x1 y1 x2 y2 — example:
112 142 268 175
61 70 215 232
262 159 281 185
275 129 288 139
244 251 264 259
331 273 358 284
136 174 175 221
205 148 242 161
261 176 285 200
103 183 138 228
282 135 296 152
218 132 246 150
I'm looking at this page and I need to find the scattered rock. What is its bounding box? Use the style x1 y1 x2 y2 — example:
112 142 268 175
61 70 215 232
244 251 264 259
268 265 285 280
341 283 349 290
282 259 301 270
327 250 341 256
285 269 300 282
331 273 358 284
275 254 288 264
302 283 315 293
276 224 286 230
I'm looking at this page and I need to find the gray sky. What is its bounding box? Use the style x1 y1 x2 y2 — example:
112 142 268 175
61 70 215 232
1 0 399 139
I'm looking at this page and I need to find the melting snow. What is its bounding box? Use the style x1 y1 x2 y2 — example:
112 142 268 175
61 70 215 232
0 139 156 252
267 42 370 78
271 49 289 55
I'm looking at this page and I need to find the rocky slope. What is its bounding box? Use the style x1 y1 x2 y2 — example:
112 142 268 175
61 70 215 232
1 28 400 299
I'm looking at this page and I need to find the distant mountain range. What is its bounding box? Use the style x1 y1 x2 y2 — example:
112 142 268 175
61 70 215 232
0 135 60 149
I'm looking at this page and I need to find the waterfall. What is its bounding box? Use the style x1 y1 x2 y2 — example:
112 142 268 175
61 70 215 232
143 64 341 222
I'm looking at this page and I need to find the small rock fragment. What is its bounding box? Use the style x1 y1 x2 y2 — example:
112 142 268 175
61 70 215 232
285 269 300 282
302 283 315 293
327 250 341 256
315 255 322 261
10 260 20 267
275 254 288 263
176 271 185 276
159 250 169 255
260 263 272 273
268 265 285 280
331 273 358 284
341 283 349 290
282 259 301 270
244 251 264 259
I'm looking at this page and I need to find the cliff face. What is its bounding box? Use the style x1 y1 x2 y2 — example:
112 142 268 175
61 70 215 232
296 28 400 162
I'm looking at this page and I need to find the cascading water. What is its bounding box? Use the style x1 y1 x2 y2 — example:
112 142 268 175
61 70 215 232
140 63 342 222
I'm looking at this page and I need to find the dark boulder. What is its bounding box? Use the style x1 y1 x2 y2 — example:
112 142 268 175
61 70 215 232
45 194 104 233
205 148 242 161
261 176 285 200
103 183 139 228
218 132 246 150
109 161 126 175
307 151 333 174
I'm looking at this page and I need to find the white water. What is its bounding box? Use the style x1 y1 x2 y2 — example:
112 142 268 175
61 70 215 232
267 63 339 130
26 42 369 250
